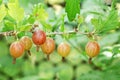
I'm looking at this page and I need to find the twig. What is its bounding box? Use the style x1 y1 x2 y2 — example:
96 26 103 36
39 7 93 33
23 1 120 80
47 31 88 36
0 31 16 36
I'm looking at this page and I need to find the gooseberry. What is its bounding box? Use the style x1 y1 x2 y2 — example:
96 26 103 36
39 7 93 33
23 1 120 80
85 41 100 64
10 41 25 64
32 30 46 52
41 37 55 60
20 36 32 56
57 42 70 61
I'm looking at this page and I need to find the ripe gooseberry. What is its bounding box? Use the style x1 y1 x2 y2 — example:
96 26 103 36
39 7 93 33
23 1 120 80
20 36 32 56
32 30 46 52
41 37 55 60
57 42 70 61
10 41 25 64
85 41 100 64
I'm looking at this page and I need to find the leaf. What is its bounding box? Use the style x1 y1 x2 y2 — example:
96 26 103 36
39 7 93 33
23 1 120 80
0 0 2 5
16 76 39 80
78 71 103 80
112 45 120 54
99 32 120 46
38 62 54 79
40 21 52 31
0 4 7 22
91 9 119 34
8 1 24 22
91 18 99 28
22 61 37 76
59 14 65 32
59 24 64 32
65 0 80 21
17 31 25 38
77 15 84 24
0 56 23 77
4 15 16 24
101 10 119 33
33 4 48 22
58 63 73 80
27 15 35 24
2 20 14 31
94 9 119 33
91 17 103 32
37 8 48 21
19 25 32 32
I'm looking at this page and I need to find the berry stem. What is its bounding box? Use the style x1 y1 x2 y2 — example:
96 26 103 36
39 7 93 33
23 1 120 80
47 55 50 60
62 57 66 62
89 57 92 64
36 45 40 52
12 58 16 64
27 50 31 56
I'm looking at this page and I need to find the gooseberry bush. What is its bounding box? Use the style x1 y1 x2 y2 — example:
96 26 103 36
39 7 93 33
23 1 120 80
0 0 120 80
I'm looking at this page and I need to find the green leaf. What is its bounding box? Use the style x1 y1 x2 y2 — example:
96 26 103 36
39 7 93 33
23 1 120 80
91 17 103 31
91 9 119 34
0 56 23 77
19 25 32 32
59 14 65 32
99 32 120 46
77 15 84 24
0 4 7 22
38 62 54 79
27 15 35 24
22 61 37 76
33 4 48 22
8 1 24 22
16 76 39 80
17 31 25 38
58 63 73 80
59 24 64 32
40 21 52 31
0 0 2 5
101 10 119 33
4 14 16 24
2 20 14 31
78 71 103 80
65 0 80 21
112 45 120 54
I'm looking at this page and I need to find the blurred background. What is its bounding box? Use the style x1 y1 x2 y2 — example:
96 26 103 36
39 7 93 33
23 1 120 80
0 0 120 80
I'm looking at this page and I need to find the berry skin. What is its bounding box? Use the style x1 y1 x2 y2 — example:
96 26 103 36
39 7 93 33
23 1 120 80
41 37 55 60
57 42 70 61
32 30 46 51
85 41 100 58
10 41 25 64
85 41 100 63
20 36 32 56
32 30 46 45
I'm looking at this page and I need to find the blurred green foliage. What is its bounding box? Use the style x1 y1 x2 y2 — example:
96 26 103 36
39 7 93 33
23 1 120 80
0 0 120 80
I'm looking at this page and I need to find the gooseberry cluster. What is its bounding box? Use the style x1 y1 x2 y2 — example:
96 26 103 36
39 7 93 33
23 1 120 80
9 30 100 64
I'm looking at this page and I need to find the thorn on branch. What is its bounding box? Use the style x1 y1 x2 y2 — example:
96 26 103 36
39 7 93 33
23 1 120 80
30 24 39 33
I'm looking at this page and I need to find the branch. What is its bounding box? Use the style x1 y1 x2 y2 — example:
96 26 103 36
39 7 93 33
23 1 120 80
0 30 88 36
47 30 88 36
0 31 16 36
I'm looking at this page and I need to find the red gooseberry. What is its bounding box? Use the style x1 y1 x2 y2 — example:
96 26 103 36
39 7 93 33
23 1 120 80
32 30 46 52
10 41 25 64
